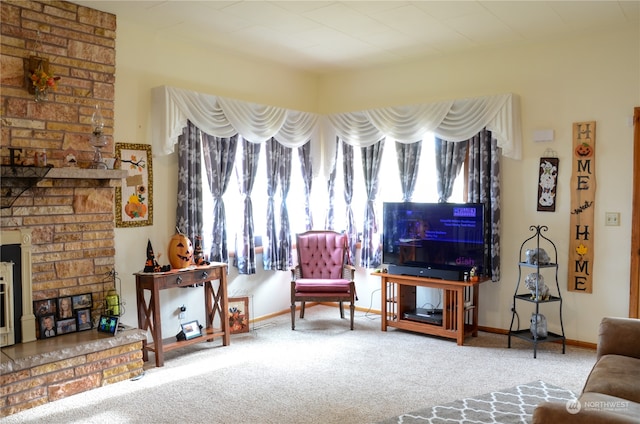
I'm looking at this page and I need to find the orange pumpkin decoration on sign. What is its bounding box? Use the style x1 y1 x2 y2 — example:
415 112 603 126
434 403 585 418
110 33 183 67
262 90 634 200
168 227 194 269
575 142 593 158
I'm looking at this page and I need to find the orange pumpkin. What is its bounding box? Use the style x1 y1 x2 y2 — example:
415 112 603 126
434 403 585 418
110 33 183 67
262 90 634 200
575 143 593 158
168 229 194 269
124 202 147 219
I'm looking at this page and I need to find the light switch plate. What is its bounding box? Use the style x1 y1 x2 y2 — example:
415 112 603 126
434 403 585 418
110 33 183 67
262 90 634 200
605 212 620 226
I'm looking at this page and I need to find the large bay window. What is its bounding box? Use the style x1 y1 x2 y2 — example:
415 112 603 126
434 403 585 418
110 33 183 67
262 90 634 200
153 86 517 279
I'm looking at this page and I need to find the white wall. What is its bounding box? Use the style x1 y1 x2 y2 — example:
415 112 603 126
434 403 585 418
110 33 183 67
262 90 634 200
112 17 639 344
320 26 639 343
112 22 319 335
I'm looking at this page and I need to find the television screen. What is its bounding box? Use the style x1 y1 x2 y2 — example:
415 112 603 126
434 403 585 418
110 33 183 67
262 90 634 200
382 202 486 275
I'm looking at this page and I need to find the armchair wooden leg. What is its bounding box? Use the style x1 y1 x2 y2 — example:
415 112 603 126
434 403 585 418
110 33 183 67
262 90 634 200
339 301 345 318
300 301 306 318
291 302 296 330
350 302 355 330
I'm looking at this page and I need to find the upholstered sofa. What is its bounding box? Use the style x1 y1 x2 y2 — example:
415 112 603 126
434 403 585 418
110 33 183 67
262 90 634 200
533 316 640 424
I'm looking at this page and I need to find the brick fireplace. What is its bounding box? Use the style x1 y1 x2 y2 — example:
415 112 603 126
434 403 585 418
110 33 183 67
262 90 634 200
1 1 118 335
0 2 146 417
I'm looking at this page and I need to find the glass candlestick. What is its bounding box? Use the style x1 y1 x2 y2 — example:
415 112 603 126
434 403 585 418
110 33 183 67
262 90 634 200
90 105 107 169
90 132 108 169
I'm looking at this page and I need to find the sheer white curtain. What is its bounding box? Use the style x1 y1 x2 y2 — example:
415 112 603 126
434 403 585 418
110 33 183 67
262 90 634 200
151 86 522 178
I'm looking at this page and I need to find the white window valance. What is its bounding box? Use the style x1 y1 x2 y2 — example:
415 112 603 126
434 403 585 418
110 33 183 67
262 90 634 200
151 86 521 176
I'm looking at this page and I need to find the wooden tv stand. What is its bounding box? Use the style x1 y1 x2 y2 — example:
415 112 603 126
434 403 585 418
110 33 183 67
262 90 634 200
375 271 488 345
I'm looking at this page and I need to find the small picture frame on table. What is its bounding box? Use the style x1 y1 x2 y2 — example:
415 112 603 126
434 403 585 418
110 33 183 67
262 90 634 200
39 314 57 338
76 308 92 331
57 318 77 335
33 298 57 317
72 293 92 310
97 315 120 336
57 296 74 320
181 320 202 340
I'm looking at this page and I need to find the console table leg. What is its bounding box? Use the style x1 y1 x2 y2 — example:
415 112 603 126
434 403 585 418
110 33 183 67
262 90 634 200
148 285 163 367
220 272 230 346
136 284 148 363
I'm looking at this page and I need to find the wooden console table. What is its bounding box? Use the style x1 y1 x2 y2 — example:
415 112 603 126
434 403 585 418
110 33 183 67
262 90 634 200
135 263 229 367
376 272 488 345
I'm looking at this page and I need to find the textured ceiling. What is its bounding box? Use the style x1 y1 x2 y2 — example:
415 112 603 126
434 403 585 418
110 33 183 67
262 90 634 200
75 1 639 74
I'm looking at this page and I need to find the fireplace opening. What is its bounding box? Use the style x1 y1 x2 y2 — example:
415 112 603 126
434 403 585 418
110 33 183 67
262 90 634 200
1 229 35 345
1 244 22 345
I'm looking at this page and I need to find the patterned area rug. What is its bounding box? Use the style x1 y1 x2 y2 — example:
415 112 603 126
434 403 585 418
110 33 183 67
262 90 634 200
378 380 576 424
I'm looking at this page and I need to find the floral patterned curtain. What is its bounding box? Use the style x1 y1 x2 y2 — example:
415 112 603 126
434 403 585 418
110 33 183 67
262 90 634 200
395 141 422 202
298 141 313 230
467 129 501 282
234 138 260 274
360 139 384 268
176 121 203 242
435 137 468 203
263 138 293 271
324 137 339 230
202 133 237 264
342 140 356 264
264 138 279 271
276 142 293 270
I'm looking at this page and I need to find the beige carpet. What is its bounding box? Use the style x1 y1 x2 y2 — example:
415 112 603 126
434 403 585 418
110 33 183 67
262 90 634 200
0 305 596 424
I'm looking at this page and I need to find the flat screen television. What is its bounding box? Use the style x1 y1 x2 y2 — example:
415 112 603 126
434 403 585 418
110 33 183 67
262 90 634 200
382 202 487 280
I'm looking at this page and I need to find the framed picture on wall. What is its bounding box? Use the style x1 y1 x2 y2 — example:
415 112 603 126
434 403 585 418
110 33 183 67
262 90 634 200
537 157 559 212
115 143 153 228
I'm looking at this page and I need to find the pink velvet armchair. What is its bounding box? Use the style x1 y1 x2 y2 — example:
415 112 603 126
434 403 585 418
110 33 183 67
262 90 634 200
291 231 356 330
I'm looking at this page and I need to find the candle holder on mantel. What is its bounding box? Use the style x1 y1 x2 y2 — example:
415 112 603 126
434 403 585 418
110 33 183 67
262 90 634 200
90 105 108 169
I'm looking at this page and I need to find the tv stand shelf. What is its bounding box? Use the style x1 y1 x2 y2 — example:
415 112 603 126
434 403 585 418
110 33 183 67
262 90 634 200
375 272 489 345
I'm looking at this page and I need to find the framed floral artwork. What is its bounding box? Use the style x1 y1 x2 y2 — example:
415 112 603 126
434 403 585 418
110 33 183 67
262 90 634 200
115 143 153 227
228 297 250 334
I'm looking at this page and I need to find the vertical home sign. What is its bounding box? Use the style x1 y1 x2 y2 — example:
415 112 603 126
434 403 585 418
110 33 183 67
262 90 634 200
568 121 596 293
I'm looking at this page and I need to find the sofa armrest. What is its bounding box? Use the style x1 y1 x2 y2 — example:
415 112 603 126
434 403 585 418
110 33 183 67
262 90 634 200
533 401 640 424
597 317 640 360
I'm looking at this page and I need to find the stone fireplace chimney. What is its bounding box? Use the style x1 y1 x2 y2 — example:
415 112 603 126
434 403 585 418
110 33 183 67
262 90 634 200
0 1 118 346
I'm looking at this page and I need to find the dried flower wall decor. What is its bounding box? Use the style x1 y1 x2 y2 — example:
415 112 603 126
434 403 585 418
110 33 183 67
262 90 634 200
115 143 153 227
